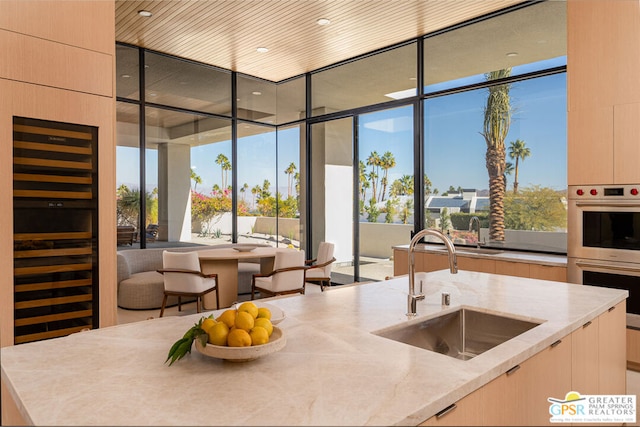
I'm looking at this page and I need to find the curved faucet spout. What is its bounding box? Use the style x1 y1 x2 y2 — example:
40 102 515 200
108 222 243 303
407 229 458 317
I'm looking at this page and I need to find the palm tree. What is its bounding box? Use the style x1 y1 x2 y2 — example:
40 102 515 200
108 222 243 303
240 183 249 202
379 151 396 202
358 160 368 200
504 162 514 189
251 185 261 209
285 162 297 197
508 139 531 194
366 151 381 203
261 179 271 198
215 153 231 189
190 168 202 191
294 172 300 199
480 68 512 242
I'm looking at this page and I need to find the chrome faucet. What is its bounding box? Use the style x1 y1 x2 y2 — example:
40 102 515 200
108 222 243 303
469 216 483 248
407 229 458 317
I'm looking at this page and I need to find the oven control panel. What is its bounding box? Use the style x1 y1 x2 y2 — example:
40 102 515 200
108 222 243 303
569 184 640 200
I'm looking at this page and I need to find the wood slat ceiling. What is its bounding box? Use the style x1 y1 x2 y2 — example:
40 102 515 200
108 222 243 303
115 0 524 82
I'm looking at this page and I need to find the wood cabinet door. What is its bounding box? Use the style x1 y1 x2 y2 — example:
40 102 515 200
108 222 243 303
627 328 640 371
420 252 450 272
572 318 600 394
457 257 495 274
495 260 530 278
529 264 567 282
481 364 525 426
614 102 640 184
393 249 409 276
420 388 483 426
599 301 627 395
483 339 572 426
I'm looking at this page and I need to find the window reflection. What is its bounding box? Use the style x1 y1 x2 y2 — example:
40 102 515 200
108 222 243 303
312 43 416 116
144 52 232 116
423 73 567 253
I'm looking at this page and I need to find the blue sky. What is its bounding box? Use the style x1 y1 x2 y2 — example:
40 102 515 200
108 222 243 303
117 71 567 197
358 72 566 196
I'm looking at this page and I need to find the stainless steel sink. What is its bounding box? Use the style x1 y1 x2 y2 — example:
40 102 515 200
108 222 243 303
374 308 542 360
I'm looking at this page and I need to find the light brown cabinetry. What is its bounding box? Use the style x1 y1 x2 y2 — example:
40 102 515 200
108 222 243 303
598 302 627 394
421 304 625 426
482 338 571 426
572 317 600 394
419 388 483 426
627 328 640 371
495 260 529 278
529 264 567 282
570 302 626 427
458 256 495 274
0 0 116 349
567 0 640 185
393 249 566 282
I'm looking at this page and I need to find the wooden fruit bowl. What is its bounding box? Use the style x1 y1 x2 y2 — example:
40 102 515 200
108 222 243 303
194 327 286 362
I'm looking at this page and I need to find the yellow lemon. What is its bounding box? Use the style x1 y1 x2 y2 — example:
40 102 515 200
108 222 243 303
227 329 251 347
200 317 216 333
256 307 271 320
249 326 269 346
238 301 259 319
216 309 237 329
234 311 255 332
254 317 273 337
207 322 229 346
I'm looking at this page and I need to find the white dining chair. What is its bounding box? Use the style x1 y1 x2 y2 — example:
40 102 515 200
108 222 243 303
251 249 307 299
157 251 219 317
305 242 336 292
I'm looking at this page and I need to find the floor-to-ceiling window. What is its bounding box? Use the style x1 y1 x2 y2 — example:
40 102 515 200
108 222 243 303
358 106 415 281
422 0 567 253
115 0 566 282
310 117 354 284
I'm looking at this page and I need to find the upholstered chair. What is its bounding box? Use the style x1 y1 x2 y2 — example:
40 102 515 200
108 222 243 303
251 249 307 299
305 242 336 291
157 251 219 317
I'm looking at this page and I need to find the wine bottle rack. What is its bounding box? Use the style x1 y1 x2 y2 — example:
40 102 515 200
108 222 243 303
13 117 98 345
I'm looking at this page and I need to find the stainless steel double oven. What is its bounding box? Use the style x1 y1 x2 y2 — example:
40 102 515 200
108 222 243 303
568 184 640 328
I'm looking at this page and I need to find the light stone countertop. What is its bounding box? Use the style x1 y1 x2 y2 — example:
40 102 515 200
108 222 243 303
394 243 568 267
1 270 626 426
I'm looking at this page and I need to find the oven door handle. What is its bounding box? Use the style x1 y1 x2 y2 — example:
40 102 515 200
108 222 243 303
575 260 640 274
574 201 640 208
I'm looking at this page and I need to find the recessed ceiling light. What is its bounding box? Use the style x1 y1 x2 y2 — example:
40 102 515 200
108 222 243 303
121 74 131 78
138 10 152 17
252 91 262 96
317 18 331 25
506 52 518 57
385 88 417 100
256 47 269 53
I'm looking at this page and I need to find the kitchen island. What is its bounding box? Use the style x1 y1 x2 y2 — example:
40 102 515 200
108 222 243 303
1 270 628 426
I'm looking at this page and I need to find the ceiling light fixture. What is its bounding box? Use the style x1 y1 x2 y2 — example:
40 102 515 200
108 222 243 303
138 10 152 17
252 91 262 96
256 47 269 53
506 52 518 57
121 74 131 78
384 88 416 100
317 18 331 25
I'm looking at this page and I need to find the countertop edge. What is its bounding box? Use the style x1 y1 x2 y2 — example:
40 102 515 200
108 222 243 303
393 243 567 267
